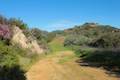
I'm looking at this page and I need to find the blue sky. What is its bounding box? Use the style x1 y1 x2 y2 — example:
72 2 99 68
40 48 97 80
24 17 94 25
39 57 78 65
0 0 120 31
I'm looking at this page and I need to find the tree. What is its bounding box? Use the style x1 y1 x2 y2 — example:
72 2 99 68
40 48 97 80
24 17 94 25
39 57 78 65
0 15 8 24
9 18 28 29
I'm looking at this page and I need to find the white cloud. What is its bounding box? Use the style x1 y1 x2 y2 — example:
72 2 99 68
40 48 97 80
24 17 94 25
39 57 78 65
46 20 77 31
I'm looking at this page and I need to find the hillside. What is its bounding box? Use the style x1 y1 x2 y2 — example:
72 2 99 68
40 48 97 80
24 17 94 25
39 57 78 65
62 23 120 78
63 23 120 48
64 23 120 35
0 15 47 80
27 26 120 80
0 15 120 80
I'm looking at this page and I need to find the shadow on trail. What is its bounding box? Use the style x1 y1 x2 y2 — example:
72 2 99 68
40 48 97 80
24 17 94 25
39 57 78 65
0 65 26 80
76 48 120 78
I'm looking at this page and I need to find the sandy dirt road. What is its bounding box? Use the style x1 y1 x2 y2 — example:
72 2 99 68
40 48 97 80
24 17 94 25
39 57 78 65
27 51 119 80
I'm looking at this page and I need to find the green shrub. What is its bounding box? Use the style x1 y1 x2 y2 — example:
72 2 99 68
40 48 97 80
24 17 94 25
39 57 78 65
0 52 19 68
9 18 28 29
0 40 19 67
0 65 26 80
82 49 120 67
64 35 91 46
0 40 26 80
75 47 95 57
89 32 120 48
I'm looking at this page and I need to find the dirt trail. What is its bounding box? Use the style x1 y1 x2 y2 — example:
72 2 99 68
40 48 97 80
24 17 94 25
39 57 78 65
27 51 119 80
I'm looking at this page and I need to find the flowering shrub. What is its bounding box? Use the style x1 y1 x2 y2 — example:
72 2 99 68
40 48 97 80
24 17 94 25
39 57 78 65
0 24 11 40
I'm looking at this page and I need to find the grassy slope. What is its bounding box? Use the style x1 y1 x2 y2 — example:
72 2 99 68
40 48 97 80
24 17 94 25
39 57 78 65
48 36 69 52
